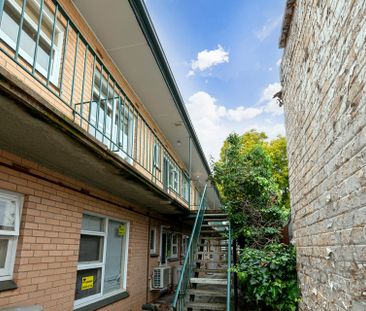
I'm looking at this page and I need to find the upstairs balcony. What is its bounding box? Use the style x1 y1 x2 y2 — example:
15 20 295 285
0 0 218 213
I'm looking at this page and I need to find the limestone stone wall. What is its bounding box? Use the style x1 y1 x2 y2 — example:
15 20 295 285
280 1 366 310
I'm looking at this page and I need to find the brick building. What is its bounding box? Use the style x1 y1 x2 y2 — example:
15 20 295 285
280 1 366 310
0 0 220 310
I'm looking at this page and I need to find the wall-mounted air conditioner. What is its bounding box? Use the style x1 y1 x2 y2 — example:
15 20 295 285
152 266 171 289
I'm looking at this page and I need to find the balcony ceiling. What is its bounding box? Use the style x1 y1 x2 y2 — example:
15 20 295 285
73 0 220 209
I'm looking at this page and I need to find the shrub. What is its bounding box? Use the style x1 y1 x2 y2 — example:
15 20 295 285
234 244 300 311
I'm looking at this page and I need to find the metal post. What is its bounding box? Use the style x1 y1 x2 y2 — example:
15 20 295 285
32 0 44 75
233 239 238 311
80 45 89 125
15 0 27 60
188 136 192 208
46 4 58 86
59 19 69 97
70 33 79 107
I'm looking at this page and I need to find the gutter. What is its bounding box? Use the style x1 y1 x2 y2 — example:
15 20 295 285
128 0 221 201
128 0 210 176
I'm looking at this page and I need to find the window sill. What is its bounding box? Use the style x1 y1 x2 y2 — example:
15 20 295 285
0 280 17 292
150 253 159 258
74 291 129 311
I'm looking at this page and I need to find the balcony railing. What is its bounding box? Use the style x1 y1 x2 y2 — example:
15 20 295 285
0 0 190 205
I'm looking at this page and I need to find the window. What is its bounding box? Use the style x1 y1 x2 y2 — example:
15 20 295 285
153 141 161 170
0 190 23 281
0 0 64 85
160 229 179 264
89 69 135 163
75 213 129 309
182 174 189 202
171 233 178 259
181 235 189 258
150 227 156 255
168 164 179 193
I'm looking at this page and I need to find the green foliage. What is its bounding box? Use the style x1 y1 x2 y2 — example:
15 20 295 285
234 244 300 311
213 130 299 310
214 133 288 247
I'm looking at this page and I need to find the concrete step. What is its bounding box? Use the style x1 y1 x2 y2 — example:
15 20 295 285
204 213 227 218
193 268 227 273
190 278 227 285
200 235 228 241
185 302 226 310
196 251 227 256
201 224 228 228
188 289 227 297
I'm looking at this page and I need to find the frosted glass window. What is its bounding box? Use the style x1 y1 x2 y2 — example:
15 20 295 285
0 199 16 231
0 240 9 269
104 220 125 294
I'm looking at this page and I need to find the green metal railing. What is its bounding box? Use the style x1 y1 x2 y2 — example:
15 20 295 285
0 0 189 205
227 222 232 311
172 183 208 311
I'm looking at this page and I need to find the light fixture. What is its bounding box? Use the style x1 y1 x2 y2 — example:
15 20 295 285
177 140 181 146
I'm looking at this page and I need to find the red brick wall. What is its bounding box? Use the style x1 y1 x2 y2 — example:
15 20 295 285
0 150 151 311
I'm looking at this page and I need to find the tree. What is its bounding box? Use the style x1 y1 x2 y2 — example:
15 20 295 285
213 131 299 310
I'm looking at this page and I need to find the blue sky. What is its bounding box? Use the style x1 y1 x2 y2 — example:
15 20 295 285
145 0 286 160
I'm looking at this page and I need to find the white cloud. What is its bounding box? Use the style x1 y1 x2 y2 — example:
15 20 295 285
188 45 229 76
258 82 281 104
254 17 282 41
276 58 282 66
259 82 283 116
186 87 285 160
227 107 263 122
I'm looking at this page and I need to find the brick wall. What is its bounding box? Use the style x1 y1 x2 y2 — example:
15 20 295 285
281 1 366 310
0 150 152 311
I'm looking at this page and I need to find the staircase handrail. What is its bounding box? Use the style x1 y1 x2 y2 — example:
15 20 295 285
172 182 208 310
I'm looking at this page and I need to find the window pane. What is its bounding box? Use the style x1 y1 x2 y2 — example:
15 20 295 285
82 214 104 232
78 235 103 262
0 198 16 231
0 239 9 268
150 229 155 252
75 268 102 300
104 220 125 294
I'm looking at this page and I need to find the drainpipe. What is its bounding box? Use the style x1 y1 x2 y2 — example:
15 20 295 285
146 214 151 303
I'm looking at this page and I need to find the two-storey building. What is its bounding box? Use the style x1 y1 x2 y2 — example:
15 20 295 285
0 0 220 310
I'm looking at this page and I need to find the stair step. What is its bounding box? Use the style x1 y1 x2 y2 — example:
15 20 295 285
200 230 225 233
204 213 227 218
188 289 227 297
190 278 227 285
185 302 226 310
196 251 227 255
201 224 228 228
193 268 227 273
203 218 229 222
200 236 228 240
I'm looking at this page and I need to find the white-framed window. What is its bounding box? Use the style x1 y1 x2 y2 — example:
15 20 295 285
89 69 135 164
0 0 64 85
149 227 156 255
0 189 23 282
182 174 189 202
171 233 178 259
168 164 179 193
153 141 161 170
74 213 129 309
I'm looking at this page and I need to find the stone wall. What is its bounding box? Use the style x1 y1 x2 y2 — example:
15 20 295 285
280 0 366 310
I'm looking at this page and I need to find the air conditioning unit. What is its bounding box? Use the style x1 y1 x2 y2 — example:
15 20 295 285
152 266 171 289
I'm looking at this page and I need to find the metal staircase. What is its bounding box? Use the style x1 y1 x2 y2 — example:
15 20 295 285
172 184 232 311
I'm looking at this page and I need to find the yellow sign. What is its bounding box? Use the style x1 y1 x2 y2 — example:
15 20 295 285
81 276 94 290
118 225 126 236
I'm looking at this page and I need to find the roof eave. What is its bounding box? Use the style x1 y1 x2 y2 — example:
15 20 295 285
128 0 222 202
279 0 296 48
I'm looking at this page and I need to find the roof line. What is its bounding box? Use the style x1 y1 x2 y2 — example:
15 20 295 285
279 0 296 48
128 0 211 175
